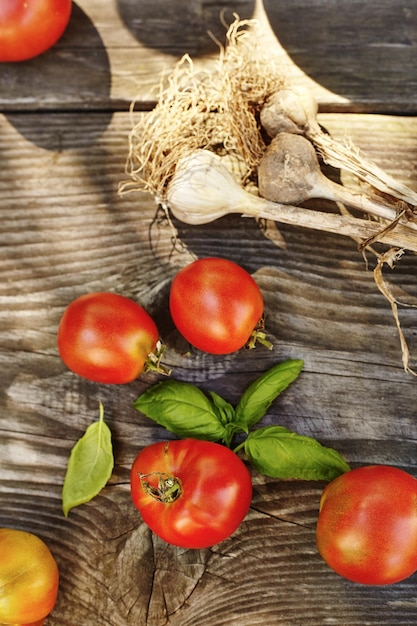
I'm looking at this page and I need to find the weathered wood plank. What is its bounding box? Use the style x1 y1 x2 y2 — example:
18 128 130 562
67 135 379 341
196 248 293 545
0 0 416 112
262 0 417 113
1 2 417 622
1 106 417 624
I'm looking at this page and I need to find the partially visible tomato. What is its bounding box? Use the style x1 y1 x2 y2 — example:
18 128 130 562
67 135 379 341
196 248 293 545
130 439 253 548
0 0 72 62
316 465 417 585
0 529 59 625
169 257 265 354
57 292 160 384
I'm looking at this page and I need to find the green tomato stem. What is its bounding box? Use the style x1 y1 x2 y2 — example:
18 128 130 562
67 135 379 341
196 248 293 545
245 315 273 351
139 472 182 503
144 341 172 376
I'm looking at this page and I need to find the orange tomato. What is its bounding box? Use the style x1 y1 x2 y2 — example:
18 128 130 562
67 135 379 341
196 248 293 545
0 529 59 624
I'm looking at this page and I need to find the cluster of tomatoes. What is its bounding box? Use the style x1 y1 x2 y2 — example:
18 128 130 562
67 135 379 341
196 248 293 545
57 257 266 383
0 258 265 625
3 258 417 626
57 258 263 548
56 256 417 586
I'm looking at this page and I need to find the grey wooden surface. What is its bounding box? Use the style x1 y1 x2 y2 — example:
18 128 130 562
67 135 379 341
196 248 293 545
1 1 417 624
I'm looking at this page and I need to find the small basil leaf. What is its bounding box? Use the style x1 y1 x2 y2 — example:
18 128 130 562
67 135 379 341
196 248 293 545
133 380 226 442
62 403 114 517
235 359 304 429
223 422 249 449
208 391 236 426
244 425 350 480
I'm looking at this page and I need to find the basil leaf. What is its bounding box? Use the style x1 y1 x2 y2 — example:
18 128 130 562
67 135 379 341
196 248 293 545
62 403 114 517
208 391 235 426
244 425 350 480
235 359 304 429
134 380 226 442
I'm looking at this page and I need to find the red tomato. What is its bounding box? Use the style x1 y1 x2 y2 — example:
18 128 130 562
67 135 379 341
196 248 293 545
57 292 160 384
130 439 253 548
169 257 265 354
0 528 59 624
316 465 417 585
0 0 72 62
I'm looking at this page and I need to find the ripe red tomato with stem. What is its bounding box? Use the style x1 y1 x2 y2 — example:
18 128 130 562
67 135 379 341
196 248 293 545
0 528 59 625
130 439 253 548
316 465 417 585
0 0 72 62
57 292 164 384
169 257 267 354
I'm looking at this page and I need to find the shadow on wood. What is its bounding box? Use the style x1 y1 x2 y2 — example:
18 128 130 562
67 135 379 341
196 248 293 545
116 0 256 56
0 3 112 122
262 0 417 112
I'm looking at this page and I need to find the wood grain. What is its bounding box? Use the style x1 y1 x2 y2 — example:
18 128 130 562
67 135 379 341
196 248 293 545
2 107 417 624
1 0 416 112
1 0 417 624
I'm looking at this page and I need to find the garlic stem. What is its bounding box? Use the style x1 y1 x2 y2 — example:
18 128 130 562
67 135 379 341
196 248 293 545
166 150 417 252
309 128 417 207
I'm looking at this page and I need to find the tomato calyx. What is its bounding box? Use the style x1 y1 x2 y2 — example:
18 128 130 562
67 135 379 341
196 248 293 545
139 472 182 504
143 341 172 376
245 315 273 351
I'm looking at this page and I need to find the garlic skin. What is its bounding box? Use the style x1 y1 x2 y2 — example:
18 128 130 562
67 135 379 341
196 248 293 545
260 87 320 138
166 151 231 219
166 149 274 225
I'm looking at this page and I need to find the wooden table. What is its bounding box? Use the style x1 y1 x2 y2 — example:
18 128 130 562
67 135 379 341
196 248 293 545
1 1 417 624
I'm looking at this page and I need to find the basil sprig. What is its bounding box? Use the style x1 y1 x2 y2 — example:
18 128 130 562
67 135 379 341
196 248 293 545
134 359 350 481
62 402 114 516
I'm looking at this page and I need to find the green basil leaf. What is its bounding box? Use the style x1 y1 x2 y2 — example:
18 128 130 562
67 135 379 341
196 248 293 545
244 425 350 480
133 380 226 442
208 391 235 426
235 359 304 429
62 403 114 517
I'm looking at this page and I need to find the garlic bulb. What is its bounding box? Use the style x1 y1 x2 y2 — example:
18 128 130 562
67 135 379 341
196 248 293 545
260 86 320 138
166 149 276 225
260 86 417 208
258 132 416 228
